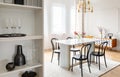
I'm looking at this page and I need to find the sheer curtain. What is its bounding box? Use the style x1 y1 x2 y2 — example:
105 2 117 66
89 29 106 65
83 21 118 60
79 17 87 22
51 3 66 34
44 2 67 49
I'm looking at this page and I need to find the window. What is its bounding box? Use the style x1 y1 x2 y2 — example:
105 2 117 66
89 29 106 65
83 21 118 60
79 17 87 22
70 6 75 34
51 4 66 34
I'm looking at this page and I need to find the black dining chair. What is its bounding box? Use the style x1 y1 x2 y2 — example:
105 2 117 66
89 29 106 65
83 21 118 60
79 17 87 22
51 38 60 65
90 41 108 70
71 43 92 77
66 37 80 55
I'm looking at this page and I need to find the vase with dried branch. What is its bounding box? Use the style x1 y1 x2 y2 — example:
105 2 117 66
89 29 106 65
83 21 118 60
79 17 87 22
97 26 104 40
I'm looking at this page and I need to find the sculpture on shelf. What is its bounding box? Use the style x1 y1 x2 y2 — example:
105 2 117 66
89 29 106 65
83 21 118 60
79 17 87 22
6 45 26 71
6 62 15 71
14 45 26 66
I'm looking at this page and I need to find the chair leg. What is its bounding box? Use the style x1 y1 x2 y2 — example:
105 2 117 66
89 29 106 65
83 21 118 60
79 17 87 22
74 52 77 63
87 60 91 73
73 52 76 56
98 57 100 70
90 54 91 65
75 52 76 55
104 55 107 68
51 52 54 63
71 58 74 71
96 56 97 64
58 53 60 65
80 60 83 77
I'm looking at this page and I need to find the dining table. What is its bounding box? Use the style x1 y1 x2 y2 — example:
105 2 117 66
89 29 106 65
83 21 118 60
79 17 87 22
56 38 99 70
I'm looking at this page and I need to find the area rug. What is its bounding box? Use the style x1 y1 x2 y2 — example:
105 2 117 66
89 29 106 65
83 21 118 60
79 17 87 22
44 59 120 77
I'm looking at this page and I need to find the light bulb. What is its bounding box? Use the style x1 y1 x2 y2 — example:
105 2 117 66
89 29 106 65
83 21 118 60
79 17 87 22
88 0 90 4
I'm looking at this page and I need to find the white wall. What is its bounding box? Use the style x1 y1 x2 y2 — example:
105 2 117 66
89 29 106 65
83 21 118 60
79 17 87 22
118 9 120 33
115 8 120 50
85 8 118 37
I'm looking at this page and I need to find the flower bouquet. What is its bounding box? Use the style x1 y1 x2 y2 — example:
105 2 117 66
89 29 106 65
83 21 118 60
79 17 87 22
74 31 81 39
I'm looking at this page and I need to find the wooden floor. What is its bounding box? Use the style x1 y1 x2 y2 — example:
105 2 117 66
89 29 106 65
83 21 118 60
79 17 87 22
100 49 120 77
44 49 120 77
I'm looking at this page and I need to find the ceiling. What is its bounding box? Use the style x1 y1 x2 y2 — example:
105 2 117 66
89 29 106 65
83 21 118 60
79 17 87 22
91 0 120 9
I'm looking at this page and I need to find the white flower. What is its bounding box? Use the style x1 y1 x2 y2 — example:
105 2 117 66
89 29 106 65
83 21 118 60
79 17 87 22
97 26 104 34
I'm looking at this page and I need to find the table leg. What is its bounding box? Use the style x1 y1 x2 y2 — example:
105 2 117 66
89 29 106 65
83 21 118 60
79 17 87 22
59 44 71 70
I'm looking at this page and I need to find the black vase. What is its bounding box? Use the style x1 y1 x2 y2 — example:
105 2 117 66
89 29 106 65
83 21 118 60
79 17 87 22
14 45 26 66
14 0 24 5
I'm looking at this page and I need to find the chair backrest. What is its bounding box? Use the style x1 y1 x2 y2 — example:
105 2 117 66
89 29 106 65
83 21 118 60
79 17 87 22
66 37 75 48
66 37 73 39
51 38 60 51
98 41 108 54
80 43 91 59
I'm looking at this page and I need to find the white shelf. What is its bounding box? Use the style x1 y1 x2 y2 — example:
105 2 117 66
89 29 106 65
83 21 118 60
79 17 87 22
0 35 43 41
0 2 42 10
0 60 42 76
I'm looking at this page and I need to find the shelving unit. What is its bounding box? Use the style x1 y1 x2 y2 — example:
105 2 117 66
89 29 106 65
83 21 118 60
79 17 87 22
0 0 43 77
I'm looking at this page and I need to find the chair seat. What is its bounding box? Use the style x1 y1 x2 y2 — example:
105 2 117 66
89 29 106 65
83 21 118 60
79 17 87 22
91 52 104 56
54 49 61 53
70 48 80 52
72 54 87 60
